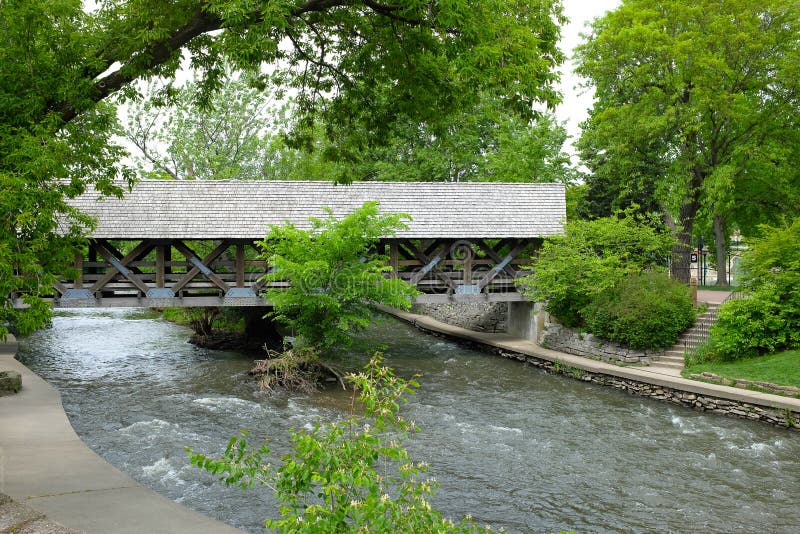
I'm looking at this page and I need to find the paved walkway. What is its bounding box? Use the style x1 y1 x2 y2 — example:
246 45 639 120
0 335 243 534
378 305 800 414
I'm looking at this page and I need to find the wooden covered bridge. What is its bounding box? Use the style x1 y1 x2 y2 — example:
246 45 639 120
47 180 565 308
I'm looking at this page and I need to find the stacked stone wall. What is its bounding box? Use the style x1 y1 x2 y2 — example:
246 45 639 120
540 324 664 363
411 302 506 333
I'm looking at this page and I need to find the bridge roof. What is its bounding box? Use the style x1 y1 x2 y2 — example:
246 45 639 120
69 180 566 239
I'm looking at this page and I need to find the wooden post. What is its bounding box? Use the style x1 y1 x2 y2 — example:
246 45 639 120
156 245 166 288
164 246 172 274
88 243 97 275
236 244 245 288
74 252 84 289
389 242 399 279
690 277 698 307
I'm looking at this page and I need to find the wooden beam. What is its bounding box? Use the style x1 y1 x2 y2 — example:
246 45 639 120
389 242 399 278
156 246 166 288
172 241 231 293
52 281 67 296
474 239 524 279
90 241 154 294
94 239 146 275
235 244 245 288
73 252 84 289
403 241 457 290
477 242 525 290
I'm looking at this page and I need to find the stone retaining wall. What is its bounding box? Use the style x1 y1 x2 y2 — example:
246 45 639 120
412 324 800 431
540 323 664 363
411 302 506 333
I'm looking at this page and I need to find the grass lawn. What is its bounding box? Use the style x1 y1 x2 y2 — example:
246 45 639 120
684 350 800 390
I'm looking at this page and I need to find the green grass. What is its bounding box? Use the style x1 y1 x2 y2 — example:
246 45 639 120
684 350 800 389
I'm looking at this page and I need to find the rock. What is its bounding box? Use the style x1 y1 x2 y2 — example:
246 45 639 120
0 370 22 395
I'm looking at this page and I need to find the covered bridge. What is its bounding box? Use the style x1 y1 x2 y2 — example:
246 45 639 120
52 180 566 307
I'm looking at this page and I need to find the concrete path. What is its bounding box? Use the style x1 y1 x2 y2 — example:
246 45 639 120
0 335 243 534
379 305 800 414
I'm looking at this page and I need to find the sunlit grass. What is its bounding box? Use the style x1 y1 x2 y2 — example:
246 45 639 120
684 350 800 390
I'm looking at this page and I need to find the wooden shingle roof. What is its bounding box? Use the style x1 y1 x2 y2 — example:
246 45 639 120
68 180 566 239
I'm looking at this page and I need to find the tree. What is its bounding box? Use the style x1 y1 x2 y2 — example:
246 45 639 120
126 83 576 184
1 0 567 337
259 201 418 351
350 100 576 184
122 77 285 180
576 0 800 283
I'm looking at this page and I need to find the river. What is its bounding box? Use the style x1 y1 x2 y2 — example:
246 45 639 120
15 308 800 533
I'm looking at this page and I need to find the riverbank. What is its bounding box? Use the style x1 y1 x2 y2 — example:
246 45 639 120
0 334 243 534
377 306 800 430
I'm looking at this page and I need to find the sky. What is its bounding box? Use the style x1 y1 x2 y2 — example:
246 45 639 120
554 0 622 151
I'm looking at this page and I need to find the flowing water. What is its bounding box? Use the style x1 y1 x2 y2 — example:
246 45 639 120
16 308 800 533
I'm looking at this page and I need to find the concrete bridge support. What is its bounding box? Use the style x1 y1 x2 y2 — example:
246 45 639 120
506 301 546 342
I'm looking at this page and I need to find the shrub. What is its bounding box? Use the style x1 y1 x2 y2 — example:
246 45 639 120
259 201 419 350
582 271 695 350
710 283 796 360
704 219 800 360
519 211 674 327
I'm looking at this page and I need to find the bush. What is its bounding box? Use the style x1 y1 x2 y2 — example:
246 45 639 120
582 272 695 350
703 219 800 360
259 201 419 350
519 211 674 327
710 284 796 360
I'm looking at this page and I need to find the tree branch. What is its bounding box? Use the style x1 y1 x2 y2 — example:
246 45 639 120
56 0 361 125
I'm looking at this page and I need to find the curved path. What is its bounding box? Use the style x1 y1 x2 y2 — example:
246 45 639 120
0 335 243 534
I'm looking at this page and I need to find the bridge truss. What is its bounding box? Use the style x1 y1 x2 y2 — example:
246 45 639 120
36 237 538 308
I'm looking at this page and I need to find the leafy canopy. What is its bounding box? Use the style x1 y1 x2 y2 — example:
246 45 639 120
258 201 419 350
575 0 800 281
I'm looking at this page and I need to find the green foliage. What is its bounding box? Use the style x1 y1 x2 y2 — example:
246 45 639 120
122 77 287 180
519 212 674 327
189 355 496 532
576 0 800 281
582 272 695 350
348 101 576 184
703 220 800 360
258 202 419 350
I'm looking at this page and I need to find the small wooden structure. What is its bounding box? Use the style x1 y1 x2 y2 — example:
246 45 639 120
41 180 565 307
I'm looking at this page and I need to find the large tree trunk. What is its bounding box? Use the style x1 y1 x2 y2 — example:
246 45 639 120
713 214 728 286
669 170 704 284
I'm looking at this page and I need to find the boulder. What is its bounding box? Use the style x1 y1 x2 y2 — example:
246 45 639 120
0 370 22 395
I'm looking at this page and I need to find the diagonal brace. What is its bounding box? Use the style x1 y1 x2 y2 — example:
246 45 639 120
477 242 524 290
90 240 154 294
172 241 231 293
